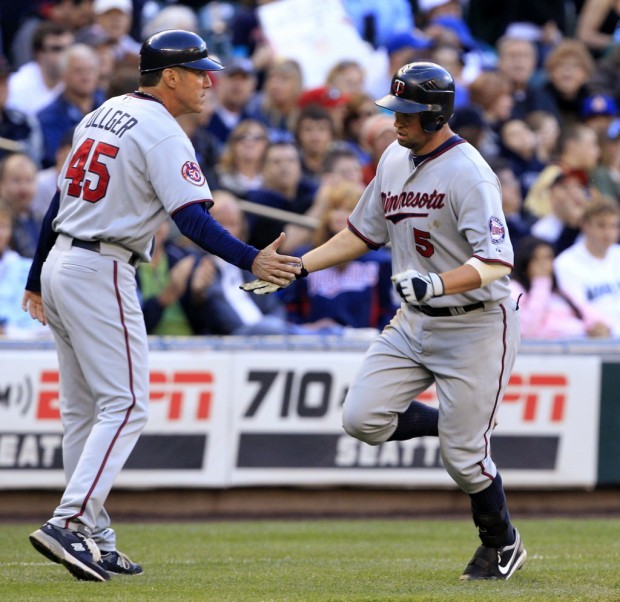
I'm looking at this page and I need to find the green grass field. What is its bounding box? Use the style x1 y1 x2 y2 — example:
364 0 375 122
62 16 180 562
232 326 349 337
1 518 619 601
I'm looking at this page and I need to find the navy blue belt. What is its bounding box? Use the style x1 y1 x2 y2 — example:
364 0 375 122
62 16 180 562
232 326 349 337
71 238 140 268
414 301 484 317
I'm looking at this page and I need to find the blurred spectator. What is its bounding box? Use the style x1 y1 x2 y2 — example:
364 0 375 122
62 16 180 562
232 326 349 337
282 143 365 254
141 4 199 40
105 63 140 98
524 109 560 163
488 157 536 250
430 44 470 109
294 105 336 185
249 58 303 140
509 235 611 339
532 39 596 127
206 56 258 145
7 22 74 117
297 86 350 139
91 0 140 65
281 180 397 331
245 141 317 250
575 0 620 56
194 190 305 336
37 43 104 168
0 152 41 258
0 203 49 337
524 123 600 217
10 0 92 69
341 91 378 165
592 117 620 200
342 0 415 48
498 118 547 197
325 59 366 97
579 93 618 138
137 219 216 335
31 128 74 221
496 35 557 120
530 168 592 254
449 105 487 153
468 69 515 157
215 118 269 197
360 113 396 185
74 25 117 95
0 55 42 165
588 44 620 105
554 196 620 336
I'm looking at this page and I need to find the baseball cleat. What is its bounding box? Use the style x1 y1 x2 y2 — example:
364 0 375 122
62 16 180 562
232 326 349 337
460 528 527 581
99 550 144 575
29 522 111 582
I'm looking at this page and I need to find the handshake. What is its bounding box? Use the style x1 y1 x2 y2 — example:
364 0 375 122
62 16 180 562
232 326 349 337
240 261 309 295
391 269 445 305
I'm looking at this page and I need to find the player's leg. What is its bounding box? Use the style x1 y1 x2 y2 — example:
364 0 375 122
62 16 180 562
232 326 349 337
342 309 434 445
430 301 525 579
28 248 111 581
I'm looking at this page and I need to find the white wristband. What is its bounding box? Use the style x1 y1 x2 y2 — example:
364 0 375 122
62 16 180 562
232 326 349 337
428 272 445 297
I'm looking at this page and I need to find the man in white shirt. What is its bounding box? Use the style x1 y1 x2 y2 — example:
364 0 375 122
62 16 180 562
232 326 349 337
555 196 620 335
7 22 74 117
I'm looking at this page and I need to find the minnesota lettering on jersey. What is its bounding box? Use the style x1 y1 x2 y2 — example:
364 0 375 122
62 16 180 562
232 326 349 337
382 188 445 222
84 106 138 138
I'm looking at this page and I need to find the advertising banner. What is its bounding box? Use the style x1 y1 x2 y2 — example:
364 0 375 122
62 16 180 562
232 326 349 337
0 348 601 489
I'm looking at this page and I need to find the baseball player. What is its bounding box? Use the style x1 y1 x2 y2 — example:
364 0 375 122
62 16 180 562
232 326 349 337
244 62 526 581
22 29 300 582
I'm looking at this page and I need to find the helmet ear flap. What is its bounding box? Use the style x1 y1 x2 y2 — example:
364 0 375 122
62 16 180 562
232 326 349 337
420 111 445 133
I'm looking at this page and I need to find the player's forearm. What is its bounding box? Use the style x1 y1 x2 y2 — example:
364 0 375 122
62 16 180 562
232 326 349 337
301 228 369 273
439 261 511 294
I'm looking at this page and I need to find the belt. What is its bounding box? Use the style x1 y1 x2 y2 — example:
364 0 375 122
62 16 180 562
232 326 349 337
71 238 141 268
413 301 484 317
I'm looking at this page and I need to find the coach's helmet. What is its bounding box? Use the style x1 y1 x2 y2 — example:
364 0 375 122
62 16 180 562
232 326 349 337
139 29 223 73
376 62 455 133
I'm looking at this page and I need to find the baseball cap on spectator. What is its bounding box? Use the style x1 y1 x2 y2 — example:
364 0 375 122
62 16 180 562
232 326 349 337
429 15 478 50
93 0 132 15
580 94 618 119
450 106 484 131
298 86 349 109
385 31 432 55
223 57 256 77
550 168 590 188
418 0 455 11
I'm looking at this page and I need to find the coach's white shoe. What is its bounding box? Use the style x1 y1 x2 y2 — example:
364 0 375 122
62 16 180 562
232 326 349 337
460 528 527 580
29 522 110 582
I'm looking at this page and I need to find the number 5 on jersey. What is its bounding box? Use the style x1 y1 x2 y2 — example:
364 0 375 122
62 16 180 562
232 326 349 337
65 138 120 203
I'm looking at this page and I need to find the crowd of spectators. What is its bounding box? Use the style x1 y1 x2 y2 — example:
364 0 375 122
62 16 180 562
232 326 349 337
2 0 620 341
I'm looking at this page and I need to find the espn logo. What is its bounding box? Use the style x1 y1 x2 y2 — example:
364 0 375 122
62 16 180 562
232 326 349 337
35 370 214 421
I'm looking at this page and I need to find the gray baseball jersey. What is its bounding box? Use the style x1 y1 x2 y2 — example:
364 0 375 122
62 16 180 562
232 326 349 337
349 138 513 307
342 136 520 495
54 93 213 261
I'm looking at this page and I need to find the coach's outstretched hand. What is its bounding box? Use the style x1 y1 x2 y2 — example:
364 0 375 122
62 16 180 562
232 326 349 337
251 232 301 287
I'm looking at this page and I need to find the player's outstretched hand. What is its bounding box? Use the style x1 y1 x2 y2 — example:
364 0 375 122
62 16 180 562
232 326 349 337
251 232 301 286
22 290 47 325
240 278 284 295
391 269 445 305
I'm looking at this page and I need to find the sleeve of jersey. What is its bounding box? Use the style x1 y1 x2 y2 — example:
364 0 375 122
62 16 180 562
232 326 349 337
172 203 259 271
458 180 514 268
25 190 60 293
347 177 389 249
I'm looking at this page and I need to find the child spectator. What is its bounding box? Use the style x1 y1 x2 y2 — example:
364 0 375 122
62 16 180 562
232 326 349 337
510 235 610 339
282 181 397 331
